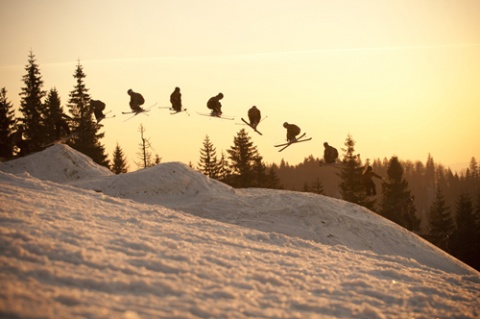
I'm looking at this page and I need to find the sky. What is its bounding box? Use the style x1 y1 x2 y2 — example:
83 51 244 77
1 0 479 170
1 144 479 318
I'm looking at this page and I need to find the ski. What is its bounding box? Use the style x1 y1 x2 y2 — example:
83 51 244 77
122 102 158 115
274 133 306 147
241 118 262 135
122 109 151 115
122 102 157 122
277 138 312 152
122 110 151 122
97 114 115 124
170 108 190 116
274 133 311 152
122 109 153 115
197 112 234 120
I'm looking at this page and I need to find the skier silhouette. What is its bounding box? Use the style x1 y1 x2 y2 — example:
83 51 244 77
170 87 182 112
323 142 339 164
283 122 301 142
207 93 223 116
90 99 106 123
361 166 382 196
127 89 145 112
248 106 261 129
52 110 72 139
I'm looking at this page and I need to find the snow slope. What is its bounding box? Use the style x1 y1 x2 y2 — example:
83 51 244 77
1 144 479 318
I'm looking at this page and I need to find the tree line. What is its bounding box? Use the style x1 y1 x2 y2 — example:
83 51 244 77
2 52 479 271
0 51 109 166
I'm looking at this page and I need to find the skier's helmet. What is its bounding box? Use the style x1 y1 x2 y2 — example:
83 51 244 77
127 89 133 94
218 93 224 99
283 122 289 128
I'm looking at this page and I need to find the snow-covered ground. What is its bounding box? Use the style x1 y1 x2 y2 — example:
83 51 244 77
1 144 479 319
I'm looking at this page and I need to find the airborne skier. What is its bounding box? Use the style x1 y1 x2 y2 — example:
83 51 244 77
170 87 182 112
274 122 311 152
240 106 262 134
247 106 261 130
206 93 223 116
127 89 145 113
323 142 339 164
90 99 107 123
283 122 301 143
52 109 72 139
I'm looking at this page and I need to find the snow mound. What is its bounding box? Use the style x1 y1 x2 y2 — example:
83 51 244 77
0 144 113 183
74 161 235 202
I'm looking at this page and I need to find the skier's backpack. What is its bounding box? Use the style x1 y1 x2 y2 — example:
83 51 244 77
96 100 106 111
292 125 301 136
207 97 215 110
137 94 145 105
332 147 338 160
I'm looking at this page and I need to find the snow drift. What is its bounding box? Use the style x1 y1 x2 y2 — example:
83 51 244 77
0 144 113 183
1 144 479 318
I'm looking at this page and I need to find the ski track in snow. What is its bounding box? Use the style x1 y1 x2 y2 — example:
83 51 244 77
0 144 479 319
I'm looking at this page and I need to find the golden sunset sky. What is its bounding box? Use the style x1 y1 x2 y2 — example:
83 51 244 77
1 0 479 170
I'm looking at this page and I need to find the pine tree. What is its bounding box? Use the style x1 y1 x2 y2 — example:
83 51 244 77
251 155 268 187
338 134 373 209
303 178 324 194
310 177 324 195
198 135 220 179
67 61 109 167
227 129 259 187
428 186 454 251
475 193 480 232
380 156 420 231
473 193 480 270
0 87 16 160
450 193 477 268
466 157 479 196
43 88 65 143
302 182 311 192
18 51 47 153
216 151 230 183
264 166 282 189
111 143 129 174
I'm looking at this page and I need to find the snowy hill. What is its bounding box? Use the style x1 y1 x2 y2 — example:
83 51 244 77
1 145 479 318
0 144 113 183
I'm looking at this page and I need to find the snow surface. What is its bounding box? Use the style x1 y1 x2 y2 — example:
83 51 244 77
1 144 479 319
